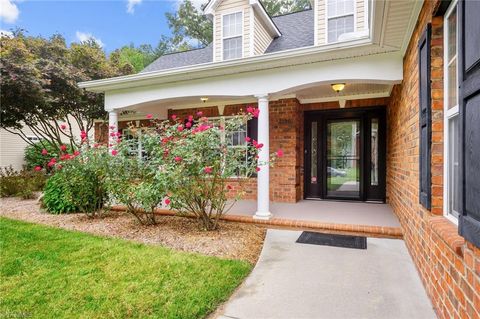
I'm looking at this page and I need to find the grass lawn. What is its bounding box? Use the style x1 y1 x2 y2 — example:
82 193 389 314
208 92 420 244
0 217 252 319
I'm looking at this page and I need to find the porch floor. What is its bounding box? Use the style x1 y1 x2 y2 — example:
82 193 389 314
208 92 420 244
227 200 401 228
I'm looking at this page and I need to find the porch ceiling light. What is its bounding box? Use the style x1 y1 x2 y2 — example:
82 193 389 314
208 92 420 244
200 97 209 103
331 83 346 93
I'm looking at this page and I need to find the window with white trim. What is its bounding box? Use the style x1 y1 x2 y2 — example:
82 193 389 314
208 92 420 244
123 128 151 160
327 0 355 43
208 116 250 176
222 12 243 60
444 0 460 222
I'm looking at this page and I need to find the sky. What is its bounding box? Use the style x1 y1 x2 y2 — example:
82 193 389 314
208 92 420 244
0 0 205 52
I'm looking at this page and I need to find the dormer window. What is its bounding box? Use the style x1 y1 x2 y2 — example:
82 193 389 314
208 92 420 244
222 12 243 60
327 0 355 43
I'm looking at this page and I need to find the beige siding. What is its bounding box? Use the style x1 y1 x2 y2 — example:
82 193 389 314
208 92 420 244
356 0 366 31
0 117 85 170
315 0 326 45
213 0 250 61
0 128 35 170
253 13 273 55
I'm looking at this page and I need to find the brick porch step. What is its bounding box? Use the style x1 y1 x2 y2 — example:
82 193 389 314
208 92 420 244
111 206 403 239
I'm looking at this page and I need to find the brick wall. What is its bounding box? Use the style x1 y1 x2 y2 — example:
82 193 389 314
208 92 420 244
386 1 480 318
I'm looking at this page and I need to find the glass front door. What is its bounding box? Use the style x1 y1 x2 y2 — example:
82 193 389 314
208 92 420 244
304 108 386 201
326 120 361 199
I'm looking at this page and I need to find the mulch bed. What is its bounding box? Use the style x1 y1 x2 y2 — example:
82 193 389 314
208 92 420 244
0 197 266 264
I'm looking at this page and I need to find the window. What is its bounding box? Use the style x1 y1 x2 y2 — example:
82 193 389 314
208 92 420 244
327 0 355 43
208 116 250 176
444 0 460 222
222 12 242 60
122 128 150 160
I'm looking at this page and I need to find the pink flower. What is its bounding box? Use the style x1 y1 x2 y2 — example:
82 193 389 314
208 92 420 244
174 156 182 162
252 140 258 147
246 106 254 113
171 114 177 120
246 106 259 118
50 158 57 164
41 149 48 156
47 161 55 168
255 143 264 149
177 125 184 132
245 136 251 143
80 131 87 140
165 198 171 205
56 164 62 170
256 167 261 172
111 149 118 156
146 114 153 119
277 149 284 157
204 166 212 174
34 166 42 171
196 111 203 117
60 124 67 130
252 109 260 118
73 150 80 156
60 144 67 152
188 115 194 121
185 121 192 128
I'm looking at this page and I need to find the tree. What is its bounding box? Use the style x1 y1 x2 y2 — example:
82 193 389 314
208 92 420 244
261 0 311 16
165 0 213 48
0 31 127 152
109 44 159 73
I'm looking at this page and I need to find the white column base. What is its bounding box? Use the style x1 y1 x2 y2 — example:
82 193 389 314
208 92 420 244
253 211 273 220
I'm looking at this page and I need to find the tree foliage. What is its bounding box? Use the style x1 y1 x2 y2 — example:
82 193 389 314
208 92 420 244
0 30 129 151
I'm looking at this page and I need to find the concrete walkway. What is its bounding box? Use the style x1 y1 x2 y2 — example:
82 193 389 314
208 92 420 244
217 230 436 319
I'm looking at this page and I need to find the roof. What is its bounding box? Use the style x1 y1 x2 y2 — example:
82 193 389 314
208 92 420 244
140 9 314 73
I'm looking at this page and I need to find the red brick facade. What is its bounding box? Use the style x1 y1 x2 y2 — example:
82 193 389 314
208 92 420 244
387 1 480 318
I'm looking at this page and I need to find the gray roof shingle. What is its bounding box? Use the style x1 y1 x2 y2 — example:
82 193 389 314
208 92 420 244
140 9 314 73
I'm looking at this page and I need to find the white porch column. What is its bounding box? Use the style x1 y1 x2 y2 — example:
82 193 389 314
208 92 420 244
254 94 272 220
108 110 118 148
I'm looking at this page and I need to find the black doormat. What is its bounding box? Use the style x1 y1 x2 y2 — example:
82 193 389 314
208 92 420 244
296 231 367 249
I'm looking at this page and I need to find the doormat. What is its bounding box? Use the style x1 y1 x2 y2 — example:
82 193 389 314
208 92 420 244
296 231 367 249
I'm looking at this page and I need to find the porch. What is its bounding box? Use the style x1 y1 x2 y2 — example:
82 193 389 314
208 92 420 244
223 200 402 238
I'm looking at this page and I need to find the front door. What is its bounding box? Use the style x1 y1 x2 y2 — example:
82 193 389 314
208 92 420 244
304 107 386 201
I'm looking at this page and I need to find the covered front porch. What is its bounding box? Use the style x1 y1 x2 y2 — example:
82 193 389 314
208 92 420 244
82 49 405 235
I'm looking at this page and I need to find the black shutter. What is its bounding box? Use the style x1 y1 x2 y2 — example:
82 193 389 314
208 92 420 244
247 117 258 141
458 0 480 248
418 24 432 210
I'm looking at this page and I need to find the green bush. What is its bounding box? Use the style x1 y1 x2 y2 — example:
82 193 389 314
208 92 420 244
0 166 46 199
43 145 109 216
24 142 74 171
42 173 78 214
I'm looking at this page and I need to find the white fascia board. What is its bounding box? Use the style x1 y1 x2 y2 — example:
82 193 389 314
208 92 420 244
203 0 220 16
79 37 374 92
401 0 424 56
249 0 282 37
103 51 403 111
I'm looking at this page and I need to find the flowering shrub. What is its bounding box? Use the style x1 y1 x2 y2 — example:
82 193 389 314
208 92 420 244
122 109 282 230
105 136 168 225
42 145 110 217
24 142 74 172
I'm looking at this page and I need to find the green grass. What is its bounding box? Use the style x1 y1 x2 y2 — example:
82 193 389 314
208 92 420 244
328 167 359 191
0 218 252 319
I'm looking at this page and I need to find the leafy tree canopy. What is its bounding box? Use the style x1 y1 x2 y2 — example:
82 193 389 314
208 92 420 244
0 30 129 150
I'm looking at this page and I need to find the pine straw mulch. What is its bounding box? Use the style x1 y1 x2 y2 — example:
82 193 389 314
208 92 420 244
0 197 266 265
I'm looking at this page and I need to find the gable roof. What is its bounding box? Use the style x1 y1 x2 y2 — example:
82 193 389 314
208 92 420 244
140 9 313 73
